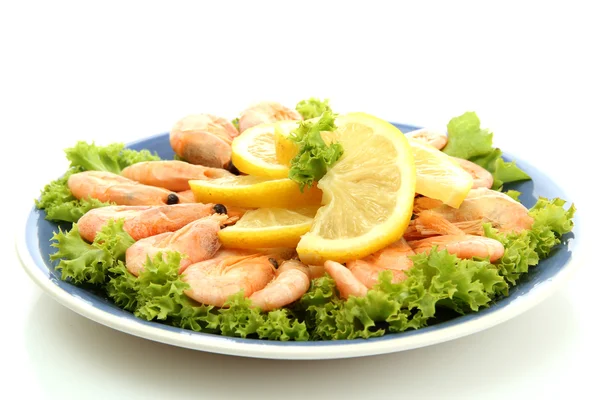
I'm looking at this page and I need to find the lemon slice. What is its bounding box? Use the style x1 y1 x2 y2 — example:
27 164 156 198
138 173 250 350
408 138 473 208
296 112 417 265
218 207 319 249
230 120 299 178
189 175 322 208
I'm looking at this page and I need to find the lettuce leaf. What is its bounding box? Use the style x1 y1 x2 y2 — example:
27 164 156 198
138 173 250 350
49 219 134 284
442 112 530 190
295 97 332 120
288 111 343 191
65 141 160 174
47 191 575 342
483 196 576 284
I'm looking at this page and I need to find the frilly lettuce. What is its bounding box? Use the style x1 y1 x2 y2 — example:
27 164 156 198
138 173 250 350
442 111 531 190
47 194 575 342
50 219 134 284
295 97 332 120
288 111 343 191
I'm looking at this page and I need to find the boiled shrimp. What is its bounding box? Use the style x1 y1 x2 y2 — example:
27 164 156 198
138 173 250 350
238 101 302 133
182 249 284 307
347 238 415 288
125 214 231 276
408 235 505 262
323 260 368 299
175 190 197 203
413 187 533 233
452 157 493 189
68 170 177 206
121 160 233 192
77 202 233 242
405 128 448 150
170 114 239 168
249 259 311 311
406 209 505 261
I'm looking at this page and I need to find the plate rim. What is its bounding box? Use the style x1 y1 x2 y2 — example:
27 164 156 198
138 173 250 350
15 129 584 360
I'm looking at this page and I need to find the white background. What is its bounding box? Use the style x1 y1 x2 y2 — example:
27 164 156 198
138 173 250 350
1 1 597 399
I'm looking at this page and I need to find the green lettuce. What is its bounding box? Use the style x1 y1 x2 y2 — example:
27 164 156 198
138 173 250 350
288 111 343 191
49 219 134 284
65 141 160 174
47 194 575 342
295 97 332 120
442 112 531 190
36 141 161 223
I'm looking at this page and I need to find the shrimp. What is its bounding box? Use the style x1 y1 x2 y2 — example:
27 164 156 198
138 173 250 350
238 101 302 133
408 235 505 262
413 187 533 233
121 160 233 192
406 209 504 261
125 214 230 276
249 259 311 311
452 157 493 189
170 114 239 168
347 239 415 288
182 249 282 308
323 260 368 299
77 203 230 242
405 128 448 150
68 170 176 206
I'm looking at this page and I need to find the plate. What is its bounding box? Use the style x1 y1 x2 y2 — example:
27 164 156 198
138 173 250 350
16 122 581 360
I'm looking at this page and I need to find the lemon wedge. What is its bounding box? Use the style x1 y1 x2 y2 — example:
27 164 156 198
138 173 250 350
230 120 299 178
295 112 417 265
218 207 318 249
408 138 473 208
189 175 322 208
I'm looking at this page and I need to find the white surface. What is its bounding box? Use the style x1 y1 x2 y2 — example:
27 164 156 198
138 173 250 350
1 1 597 398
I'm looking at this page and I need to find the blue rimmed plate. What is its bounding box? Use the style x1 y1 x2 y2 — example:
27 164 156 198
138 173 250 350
15 123 582 360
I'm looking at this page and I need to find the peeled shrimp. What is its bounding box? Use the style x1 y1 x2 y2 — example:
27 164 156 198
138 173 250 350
405 128 448 150
323 260 368 299
347 239 415 288
249 259 311 311
413 187 533 233
408 235 505 262
452 157 493 189
77 203 230 242
125 214 230 276
170 114 239 168
121 160 233 192
182 249 282 307
68 170 177 206
238 101 302 133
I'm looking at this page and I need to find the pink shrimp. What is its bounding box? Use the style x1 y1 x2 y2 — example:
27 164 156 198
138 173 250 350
406 209 505 261
413 187 533 233
405 128 448 150
238 101 303 133
249 259 311 311
182 249 282 308
170 114 240 168
125 214 230 276
175 190 197 203
408 235 505 262
323 260 368 299
68 170 177 206
347 238 415 288
77 203 228 243
452 157 494 189
121 160 233 192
